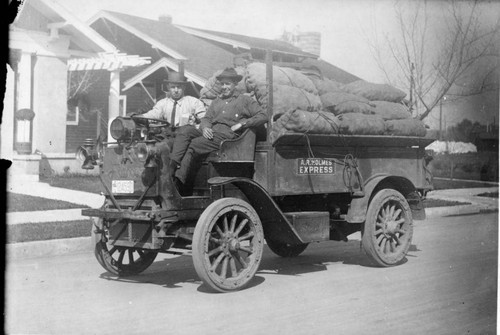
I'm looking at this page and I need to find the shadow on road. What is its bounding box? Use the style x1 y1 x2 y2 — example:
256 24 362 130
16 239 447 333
97 240 421 292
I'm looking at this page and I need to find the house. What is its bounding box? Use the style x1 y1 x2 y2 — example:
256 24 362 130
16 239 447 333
4 0 150 180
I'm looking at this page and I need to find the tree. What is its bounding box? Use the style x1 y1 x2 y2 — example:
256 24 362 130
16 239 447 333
367 0 499 121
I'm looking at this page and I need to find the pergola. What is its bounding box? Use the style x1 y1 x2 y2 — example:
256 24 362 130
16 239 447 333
67 52 151 140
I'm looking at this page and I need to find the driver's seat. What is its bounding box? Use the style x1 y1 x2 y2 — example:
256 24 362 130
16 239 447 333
207 128 257 163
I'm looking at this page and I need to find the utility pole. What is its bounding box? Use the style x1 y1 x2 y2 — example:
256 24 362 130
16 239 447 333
439 96 446 140
439 99 443 140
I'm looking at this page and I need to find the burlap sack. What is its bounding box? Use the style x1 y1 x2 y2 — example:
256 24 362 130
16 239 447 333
385 119 427 137
269 109 340 143
246 63 317 94
258 84 322 120
333 101 375 115
320 92 375 114
338 113 386 135
309 77 344 95
343 80 406 102
320 91 370 107
200 67 247 99
371 101 412 120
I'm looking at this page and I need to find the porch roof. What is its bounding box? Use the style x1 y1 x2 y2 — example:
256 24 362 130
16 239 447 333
122 57 206 91
27 0 117 54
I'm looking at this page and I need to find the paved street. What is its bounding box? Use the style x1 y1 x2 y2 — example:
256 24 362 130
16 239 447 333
6 212 497 335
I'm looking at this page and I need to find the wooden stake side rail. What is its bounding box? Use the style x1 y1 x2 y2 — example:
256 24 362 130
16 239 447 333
271 133 436 148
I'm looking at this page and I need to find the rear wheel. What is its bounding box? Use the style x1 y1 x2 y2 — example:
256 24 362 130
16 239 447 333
192 198 264 292
266 239 308 257
92 218 158 276
362 189 413 267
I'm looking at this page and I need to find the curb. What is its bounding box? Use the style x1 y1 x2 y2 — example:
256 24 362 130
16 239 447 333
424 204 481 218
7 237 92 261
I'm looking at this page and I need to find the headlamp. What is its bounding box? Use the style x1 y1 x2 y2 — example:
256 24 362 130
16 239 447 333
76 138 99 170
134 142 158 167
135 143 150 162
110 117 136 141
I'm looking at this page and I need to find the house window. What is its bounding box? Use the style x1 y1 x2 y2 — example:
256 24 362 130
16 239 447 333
67 105 79 125
119 95 127 116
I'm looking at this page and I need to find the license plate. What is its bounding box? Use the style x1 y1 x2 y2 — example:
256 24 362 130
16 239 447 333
297 158 335 175
112 180 134 193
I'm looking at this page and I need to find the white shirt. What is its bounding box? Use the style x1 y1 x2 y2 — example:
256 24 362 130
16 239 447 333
142 96 206 127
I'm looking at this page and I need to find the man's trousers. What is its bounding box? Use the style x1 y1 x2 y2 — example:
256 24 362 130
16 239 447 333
175 124 237 184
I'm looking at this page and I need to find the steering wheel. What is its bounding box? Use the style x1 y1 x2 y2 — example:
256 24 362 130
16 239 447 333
131 115 171 128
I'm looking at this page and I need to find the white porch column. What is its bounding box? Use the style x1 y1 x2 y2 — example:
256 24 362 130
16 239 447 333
1 65 16 160
17 51 33 110
107 69 121 141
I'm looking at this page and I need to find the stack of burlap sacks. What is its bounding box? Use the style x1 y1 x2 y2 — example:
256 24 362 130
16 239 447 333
200 63 427 143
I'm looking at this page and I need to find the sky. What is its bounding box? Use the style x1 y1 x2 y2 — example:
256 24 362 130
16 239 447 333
45 0 500 128
54 0 397 82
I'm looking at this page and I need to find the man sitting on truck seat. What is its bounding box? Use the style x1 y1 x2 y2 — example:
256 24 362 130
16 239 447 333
140 72 206 140
170 67 268 194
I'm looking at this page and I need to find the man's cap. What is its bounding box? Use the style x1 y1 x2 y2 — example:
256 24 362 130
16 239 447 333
216 68 243 83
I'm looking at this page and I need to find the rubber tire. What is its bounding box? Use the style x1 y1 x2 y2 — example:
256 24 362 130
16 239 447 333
92 217 158 276
192 198 264 292
266 238 308 257
362 189 413 267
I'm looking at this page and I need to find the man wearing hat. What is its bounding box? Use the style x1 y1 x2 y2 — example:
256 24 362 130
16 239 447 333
141 72 206 128
171 67 267 194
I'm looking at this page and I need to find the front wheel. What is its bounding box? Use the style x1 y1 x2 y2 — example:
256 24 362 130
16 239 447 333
362 189 413 267
92 218 158 276
192 198 264 292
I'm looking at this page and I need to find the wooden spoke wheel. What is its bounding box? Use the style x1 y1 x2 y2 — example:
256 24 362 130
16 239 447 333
92 218 157 276
192 198 264 292
266 238 308 257
362 189 413 267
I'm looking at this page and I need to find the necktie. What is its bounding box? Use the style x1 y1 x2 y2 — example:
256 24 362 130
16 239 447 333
171 100 178 127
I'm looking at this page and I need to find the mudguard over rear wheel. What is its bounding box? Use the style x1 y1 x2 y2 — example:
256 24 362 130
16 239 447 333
266 238 308 257
192 198 264 292
362 189 413 267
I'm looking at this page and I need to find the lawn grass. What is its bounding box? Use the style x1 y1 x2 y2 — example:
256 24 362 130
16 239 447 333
7 193 89 212
432 178 498 190
422 198 470 208
40 173 103 194
477 192 499 198
7 219 93 243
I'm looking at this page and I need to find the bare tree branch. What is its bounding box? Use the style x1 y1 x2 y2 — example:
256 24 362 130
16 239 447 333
366 0 500 122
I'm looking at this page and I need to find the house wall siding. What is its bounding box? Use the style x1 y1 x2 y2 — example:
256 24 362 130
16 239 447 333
125 84 158 115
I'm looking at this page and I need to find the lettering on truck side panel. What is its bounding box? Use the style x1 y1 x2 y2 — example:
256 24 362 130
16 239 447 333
297 158 335 175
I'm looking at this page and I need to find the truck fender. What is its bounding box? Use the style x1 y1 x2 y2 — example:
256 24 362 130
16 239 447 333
208 177 305 245
346 174 425 223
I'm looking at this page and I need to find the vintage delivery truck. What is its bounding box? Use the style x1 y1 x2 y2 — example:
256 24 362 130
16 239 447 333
79 54 434 292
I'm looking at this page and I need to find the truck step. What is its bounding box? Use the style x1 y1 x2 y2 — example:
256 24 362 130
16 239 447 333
283 211 330 242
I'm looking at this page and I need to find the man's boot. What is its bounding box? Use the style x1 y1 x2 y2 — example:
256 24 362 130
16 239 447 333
169 160 179 179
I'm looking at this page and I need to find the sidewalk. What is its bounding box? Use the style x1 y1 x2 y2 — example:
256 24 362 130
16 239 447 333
6 180 498 260
7 179 105 208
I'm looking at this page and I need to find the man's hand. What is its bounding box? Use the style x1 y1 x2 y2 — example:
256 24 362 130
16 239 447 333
231 123 242 132
203 127 214 140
